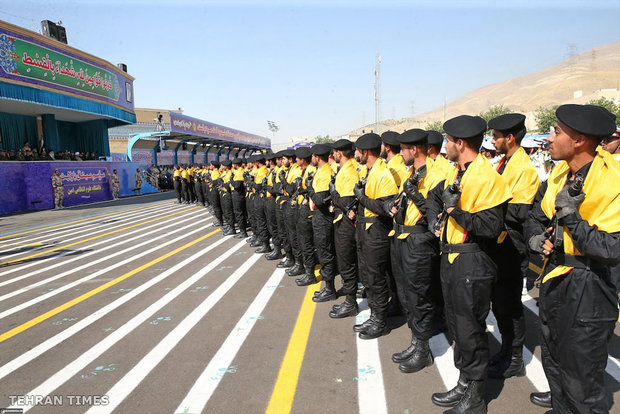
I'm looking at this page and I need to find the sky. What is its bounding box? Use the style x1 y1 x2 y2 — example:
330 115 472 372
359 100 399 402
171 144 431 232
1 0 619 145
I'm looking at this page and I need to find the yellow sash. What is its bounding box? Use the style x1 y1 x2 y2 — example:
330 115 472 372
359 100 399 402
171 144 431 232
540 148 620 282
333 159 359 223
387 153 409 188
299 165 317 205
440 154 511 263
364 158 398 230
500 147 540 204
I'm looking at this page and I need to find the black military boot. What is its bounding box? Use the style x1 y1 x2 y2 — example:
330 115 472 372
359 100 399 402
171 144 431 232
329 295 358 318
399 338 434 373
234 231 248 239
255 242 272 254
295 271 317 286
353 314 374 333
392 335 418 363
286 261 304 276
488 347 525 379
313 280 337 302
250 238 262 247
265 247 283 261
529 391 552 408
444 380 486 414
246 235 257 244
277 255 295 268
223 225 236 236
432 373 468 407
358 313 390 340
212 220 222 228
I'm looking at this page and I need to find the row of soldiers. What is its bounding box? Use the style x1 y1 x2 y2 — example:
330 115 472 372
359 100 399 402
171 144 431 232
173 104 619 414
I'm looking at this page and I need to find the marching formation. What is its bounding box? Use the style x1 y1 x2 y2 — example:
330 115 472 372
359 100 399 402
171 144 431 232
171 104 619 414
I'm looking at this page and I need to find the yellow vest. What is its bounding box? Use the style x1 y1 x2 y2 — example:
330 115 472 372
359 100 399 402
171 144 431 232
363 158 398 229
333 158 360 223
387 153 409 188
299 165 317 205
540 147 620 282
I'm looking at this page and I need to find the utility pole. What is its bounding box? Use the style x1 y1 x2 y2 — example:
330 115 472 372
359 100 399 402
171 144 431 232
374 53 381 133
267 120 279 141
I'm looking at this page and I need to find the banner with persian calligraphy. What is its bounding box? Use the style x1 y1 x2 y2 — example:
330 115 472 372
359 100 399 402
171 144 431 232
58 167 108 199
0 26 134 111
169 112 270 148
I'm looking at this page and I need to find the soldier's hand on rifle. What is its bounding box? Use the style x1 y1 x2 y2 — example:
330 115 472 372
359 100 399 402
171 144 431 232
353 181 365 200
555 185 585 220
292 177 302 188
528 227 553 255
442 183 461 210
304 173 314 189
328 180 336 196
278 169 287 182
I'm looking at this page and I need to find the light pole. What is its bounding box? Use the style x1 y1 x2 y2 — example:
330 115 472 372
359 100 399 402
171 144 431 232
267 120 279 141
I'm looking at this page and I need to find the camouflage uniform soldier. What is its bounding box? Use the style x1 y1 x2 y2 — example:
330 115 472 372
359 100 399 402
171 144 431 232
111 169 120 200
135 168 143 195
52 168 64 209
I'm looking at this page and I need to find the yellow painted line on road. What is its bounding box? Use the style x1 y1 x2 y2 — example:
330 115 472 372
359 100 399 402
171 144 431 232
0 228 221 344
0 207 197 266
265 285 317 414
0 200 170 240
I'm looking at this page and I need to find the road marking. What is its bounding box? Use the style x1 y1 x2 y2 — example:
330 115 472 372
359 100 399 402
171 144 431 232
485 312 549 391
0 227 220 344
522 293 620 382
0 207 197 267
265 284 317 414
174 267 286 414
96 251 265 413
9 239 243 413
0 199 171 239
355 299 388 414
0 213 212 311
429 333 459 390
0 235 230 382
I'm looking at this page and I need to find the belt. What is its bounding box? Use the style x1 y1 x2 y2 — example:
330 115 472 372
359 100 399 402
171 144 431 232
551 253 604 270
440 243 481 253
394 223 426 234
356 216 380 223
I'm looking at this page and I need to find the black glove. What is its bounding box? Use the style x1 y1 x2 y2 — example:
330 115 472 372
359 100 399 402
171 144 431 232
528 233 547 254
328 180 336 196
411 165 427 185
292 177 302 189
353 182 365 200
304 174 314 189
262 177 268 186
555 185 585 220
442 183 461 209
278 169 287 183
403 176 418 199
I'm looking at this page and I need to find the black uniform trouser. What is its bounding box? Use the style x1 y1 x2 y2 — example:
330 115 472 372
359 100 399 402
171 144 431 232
539 268 617 414
220 190 235 228
312 209 337 281
255 195 270 243
441 250 495 381
334 216 358 296
174 179 182 203
209 186 223 223
195 181 204 206
265 197 278 247
246 193 255 234
491 233 526 349
232 191 247 232
181 180 190 203
277 199 292 257
188 179 196 202
285 202 301 262
296 203 316 272
202 182 209 206
391 230 439 340
356 220 391 317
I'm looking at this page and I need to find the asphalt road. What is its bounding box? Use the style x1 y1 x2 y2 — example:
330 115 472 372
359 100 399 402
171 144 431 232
0 192 618 414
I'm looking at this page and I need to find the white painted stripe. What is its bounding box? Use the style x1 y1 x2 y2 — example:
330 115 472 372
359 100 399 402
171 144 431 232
0 204 194 277
522 294 620 382
174 267 286 414
0 206 205 289
485 312 549 391
429 333 459 389
0 214 213 318
9 240 246 413
355 299 388 414
0 236 230 382
96 253 268 414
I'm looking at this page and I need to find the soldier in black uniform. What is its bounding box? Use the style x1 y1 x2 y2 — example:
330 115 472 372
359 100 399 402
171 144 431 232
264 153 283 260
208 161 223 227
219 160 236 235
245 155 258 245
252 155 273 254
231 158 248 239
173 165 182 203
525 104 619 413
273 151 295 268
427 116 511 414
327 139 360 318
352 133 399 340
281 150 305 276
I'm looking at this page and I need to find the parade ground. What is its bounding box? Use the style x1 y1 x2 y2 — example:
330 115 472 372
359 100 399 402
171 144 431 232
0 193 618 414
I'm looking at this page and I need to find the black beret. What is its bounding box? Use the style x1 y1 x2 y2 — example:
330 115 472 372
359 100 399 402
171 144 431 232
556 104 617 138
210 161 220 167
381 131 400 146
426 130 444 146
488 113 526 131
274 150 285 158
355 133 382 150
310 144 331 156
246 154 256 163
220 160 232 167
232 158 243 165
282 149 296 158
331 139 353 150
254 154 266 163
295 147 312 159
443 115 487 139
265 153 276 161
398 129 428 144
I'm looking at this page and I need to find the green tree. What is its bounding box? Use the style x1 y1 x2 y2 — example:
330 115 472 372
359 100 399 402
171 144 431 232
477 105 512 124
534 105 559 134
586 97 620 120
423 120 444 133
315 135 334 144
